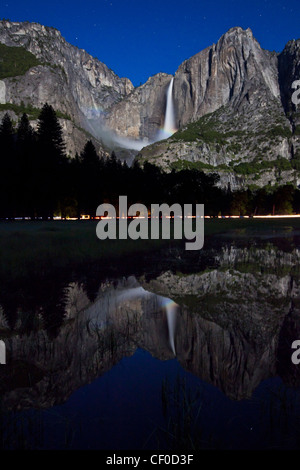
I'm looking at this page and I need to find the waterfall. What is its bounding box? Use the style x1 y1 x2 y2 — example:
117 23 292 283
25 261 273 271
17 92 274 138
164 77 176 135
158 77 176 140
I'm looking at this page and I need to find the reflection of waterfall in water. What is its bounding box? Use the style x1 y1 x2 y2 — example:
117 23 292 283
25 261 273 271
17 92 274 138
113 286 178 356
86 276 178 356
160 297 178 356
114 287 178 356
85 277 179 356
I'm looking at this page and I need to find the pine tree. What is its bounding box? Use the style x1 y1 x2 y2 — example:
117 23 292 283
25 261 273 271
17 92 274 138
0 113 14 149
79 140 102 216
0 113 16 218
37 103 65 158
16 113 36 218
36 103 66 218
81 140 99 169
17 113 33 141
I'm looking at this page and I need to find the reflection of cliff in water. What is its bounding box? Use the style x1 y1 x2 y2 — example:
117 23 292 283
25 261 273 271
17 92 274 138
1 245 300 409
143 245 300 398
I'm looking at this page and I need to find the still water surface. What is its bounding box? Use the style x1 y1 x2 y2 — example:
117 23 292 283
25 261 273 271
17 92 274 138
1 232 300 449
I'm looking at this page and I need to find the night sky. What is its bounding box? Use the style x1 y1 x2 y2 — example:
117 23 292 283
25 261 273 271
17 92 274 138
1 0 299 86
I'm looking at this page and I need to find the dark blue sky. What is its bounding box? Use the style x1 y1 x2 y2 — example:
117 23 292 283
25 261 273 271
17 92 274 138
1 0 299 86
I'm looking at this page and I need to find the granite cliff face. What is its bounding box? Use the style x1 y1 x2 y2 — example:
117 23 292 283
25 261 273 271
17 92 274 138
106 27 285 141
136 28 300 189
104 73 172 141
173 27 280 127
0 21 133 112
278 39 300 119
0 20 133 156
0 20 299 187
278 39 300 163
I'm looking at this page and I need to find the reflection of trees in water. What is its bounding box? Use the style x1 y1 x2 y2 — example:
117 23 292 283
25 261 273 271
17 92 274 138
0 256 156 338
1 295 18 330
2 238 295 338
0 274 68 338
39 280 68 339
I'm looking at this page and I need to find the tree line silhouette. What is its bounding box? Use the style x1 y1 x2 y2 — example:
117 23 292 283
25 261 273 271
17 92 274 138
0 103 300 218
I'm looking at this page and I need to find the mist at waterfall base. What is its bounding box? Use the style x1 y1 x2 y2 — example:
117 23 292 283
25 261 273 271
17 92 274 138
87 78 177 153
